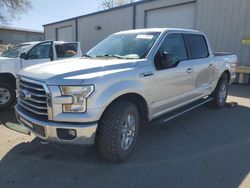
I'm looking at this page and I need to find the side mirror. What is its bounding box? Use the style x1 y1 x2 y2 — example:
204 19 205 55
160 52 174 69
19 52 28 60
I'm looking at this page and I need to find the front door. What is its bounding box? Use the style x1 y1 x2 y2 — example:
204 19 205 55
150 33 195 118
21 41 53 69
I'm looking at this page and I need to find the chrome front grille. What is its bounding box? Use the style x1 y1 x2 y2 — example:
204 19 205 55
18 77 49 119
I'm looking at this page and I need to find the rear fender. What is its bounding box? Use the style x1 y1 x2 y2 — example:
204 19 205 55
212 64 231 91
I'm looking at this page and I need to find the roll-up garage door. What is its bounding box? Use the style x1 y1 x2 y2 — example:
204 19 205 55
57 26 73 42
146 3 196 29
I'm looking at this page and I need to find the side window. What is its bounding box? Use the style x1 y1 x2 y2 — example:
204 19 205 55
55 43 78 58
184 34 209 59
154 34 187 70
28 42 52 59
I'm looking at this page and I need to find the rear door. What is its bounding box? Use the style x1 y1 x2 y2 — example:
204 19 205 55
183 34 214 97
21 41 53 68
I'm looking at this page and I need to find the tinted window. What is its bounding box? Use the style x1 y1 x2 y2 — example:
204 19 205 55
28 42 52 59
55 43 78 58
154 34 188 70
184 34 209 59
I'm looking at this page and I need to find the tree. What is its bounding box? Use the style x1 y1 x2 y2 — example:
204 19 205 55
100 0 136 9
0 0 31 25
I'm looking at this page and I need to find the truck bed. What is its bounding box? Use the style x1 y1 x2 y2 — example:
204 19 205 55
213 52 234 56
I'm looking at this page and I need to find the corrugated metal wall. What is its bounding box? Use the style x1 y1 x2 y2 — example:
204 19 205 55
44 0 195 53
57 26 74 41
44 20 76 42
196 0 250 66
44 0 250 66
145 2 196 29
135 0 195 28
0 29 44 45
77 6 134 53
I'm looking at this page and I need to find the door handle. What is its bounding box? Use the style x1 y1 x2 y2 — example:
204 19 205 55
209 64 214 69
186 68 193 73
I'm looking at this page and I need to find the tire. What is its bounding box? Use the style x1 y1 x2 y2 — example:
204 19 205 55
211 74 229 108
0 83 16 109
97 100 139 163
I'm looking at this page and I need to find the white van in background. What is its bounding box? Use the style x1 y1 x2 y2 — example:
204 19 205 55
0 41 82 108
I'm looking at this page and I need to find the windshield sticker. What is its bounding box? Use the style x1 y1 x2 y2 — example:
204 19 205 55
136 35 154 40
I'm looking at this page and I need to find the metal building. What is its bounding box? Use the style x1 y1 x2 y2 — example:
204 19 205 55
0 26 44 45
43 0 250 67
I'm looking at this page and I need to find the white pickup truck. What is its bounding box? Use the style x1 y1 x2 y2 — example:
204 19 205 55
15 28 237 162
0 41 82 108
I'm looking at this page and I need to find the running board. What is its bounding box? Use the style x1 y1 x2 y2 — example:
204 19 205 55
151 97 213 125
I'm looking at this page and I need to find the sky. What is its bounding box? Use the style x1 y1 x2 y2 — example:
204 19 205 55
10 0 102 31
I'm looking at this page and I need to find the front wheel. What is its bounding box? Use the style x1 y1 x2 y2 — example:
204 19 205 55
97 100 139 163
211 75 228 108
0 83 16 109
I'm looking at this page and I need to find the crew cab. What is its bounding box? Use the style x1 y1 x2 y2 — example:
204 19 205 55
14 28 237 162
0 41 82 108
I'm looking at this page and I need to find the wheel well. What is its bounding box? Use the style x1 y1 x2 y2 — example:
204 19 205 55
0 73 16 89
221 70 230 84
101 93 149 126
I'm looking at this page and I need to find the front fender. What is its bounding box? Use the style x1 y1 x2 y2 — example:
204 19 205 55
0 58 20 76
89 80 151 119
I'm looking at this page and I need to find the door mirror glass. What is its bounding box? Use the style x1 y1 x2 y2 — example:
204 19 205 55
161 52 175 68
19 52 28 60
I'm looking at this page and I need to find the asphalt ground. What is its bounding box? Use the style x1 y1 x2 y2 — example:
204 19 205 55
0 84 249 188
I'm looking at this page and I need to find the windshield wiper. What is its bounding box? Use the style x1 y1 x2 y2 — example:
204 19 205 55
96 54 125 59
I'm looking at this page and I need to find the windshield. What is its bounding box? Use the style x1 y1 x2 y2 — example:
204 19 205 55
87 32 160 59
1 44 31 58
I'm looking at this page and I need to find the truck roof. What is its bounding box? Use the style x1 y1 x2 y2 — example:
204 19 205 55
116 28 203 35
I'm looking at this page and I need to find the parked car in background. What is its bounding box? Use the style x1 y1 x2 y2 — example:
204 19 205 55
0 44 9 55
0 41 82 108
14 28 237 162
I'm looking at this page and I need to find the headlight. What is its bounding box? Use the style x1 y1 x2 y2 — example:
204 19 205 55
60 85 94 113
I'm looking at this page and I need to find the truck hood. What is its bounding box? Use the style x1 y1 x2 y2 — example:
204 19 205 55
20 58 139 85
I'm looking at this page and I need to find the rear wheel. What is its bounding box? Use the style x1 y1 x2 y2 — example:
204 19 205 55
0 83 16 109
211 74 228 108
97 100 139 163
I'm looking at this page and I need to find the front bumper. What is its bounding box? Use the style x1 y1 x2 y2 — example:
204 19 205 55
15 104 98 146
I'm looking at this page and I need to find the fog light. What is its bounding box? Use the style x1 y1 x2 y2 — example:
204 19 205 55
57 128 77 140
